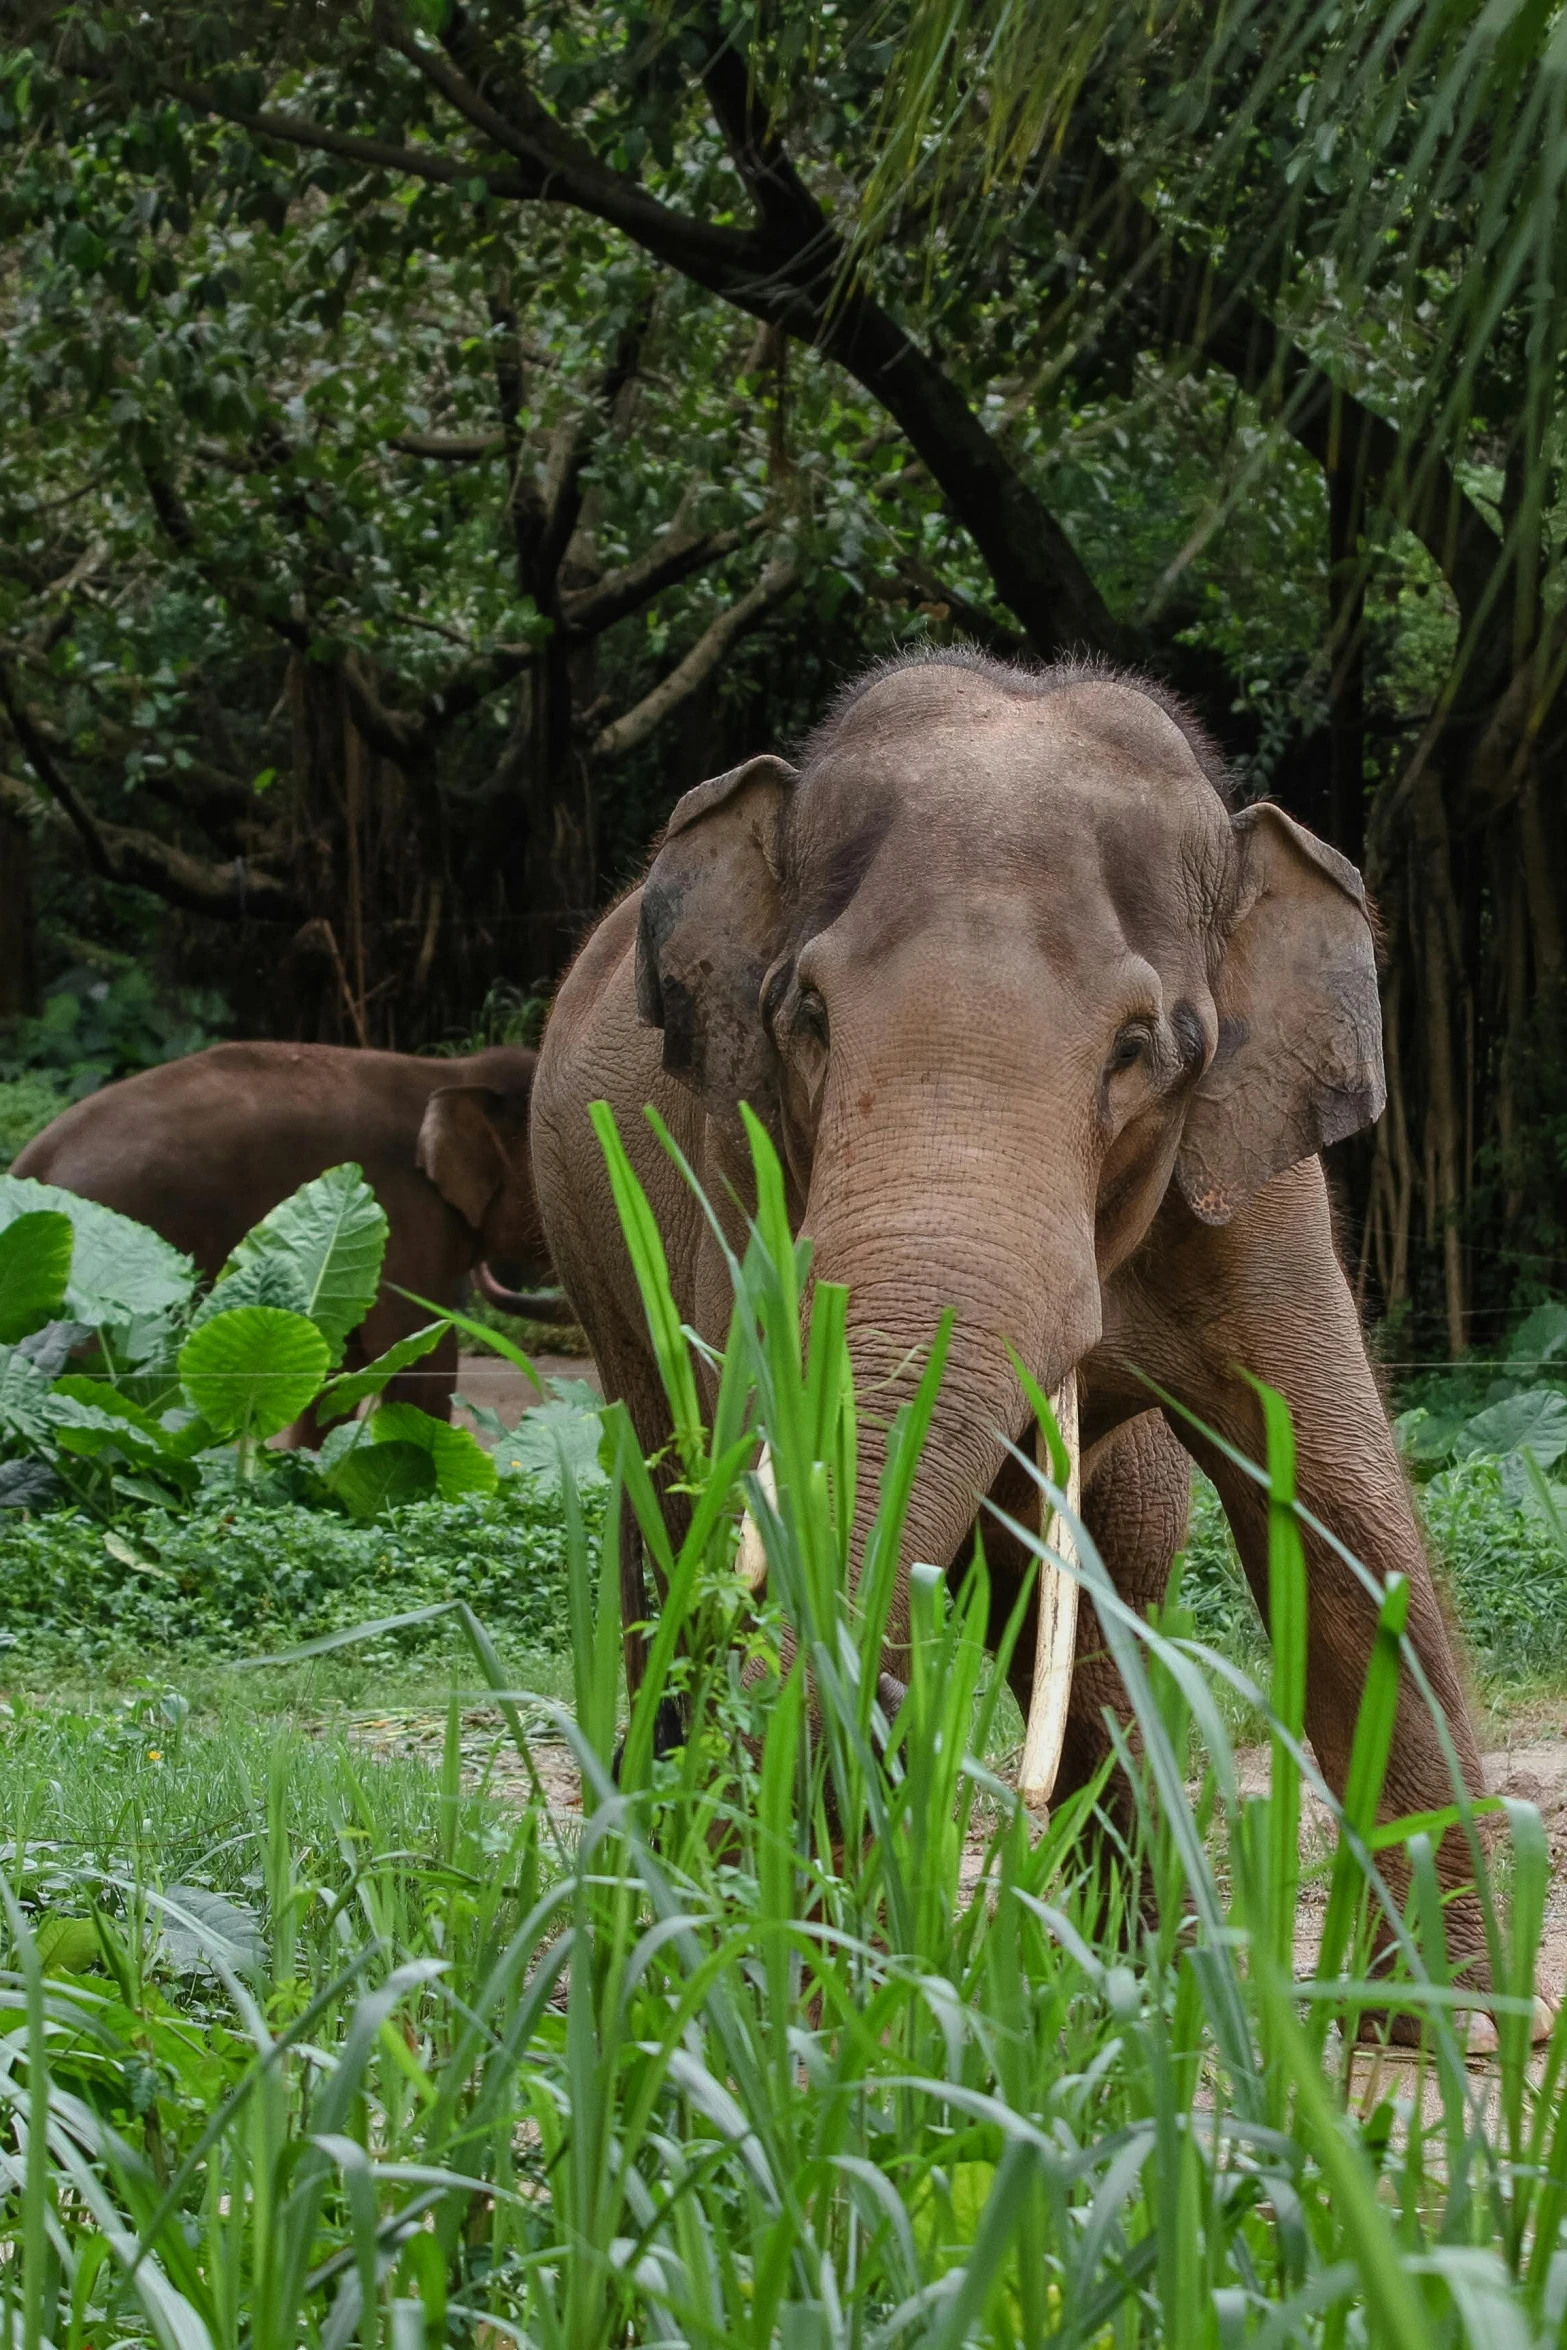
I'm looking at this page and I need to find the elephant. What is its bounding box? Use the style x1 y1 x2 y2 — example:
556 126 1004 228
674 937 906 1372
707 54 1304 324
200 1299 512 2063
13 1040 568 1423
532 647 1495 1990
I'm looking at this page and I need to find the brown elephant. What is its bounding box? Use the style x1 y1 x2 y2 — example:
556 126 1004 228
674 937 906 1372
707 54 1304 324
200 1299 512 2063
532 648 1491 1972
13 1040 566 1422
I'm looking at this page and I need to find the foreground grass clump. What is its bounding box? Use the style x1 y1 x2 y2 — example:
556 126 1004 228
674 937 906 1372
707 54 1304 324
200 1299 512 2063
2 1107 1565 2348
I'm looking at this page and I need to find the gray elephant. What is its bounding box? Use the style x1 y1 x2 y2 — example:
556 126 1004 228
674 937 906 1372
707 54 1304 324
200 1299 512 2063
533 650 1485 1959
14 1040 567 1422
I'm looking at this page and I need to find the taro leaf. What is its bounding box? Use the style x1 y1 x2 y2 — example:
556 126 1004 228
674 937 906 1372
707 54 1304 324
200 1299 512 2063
493 1385 607 1491
1394 1407 1469 1468
1509 1302 1567 1368
314 1321 448 1426
203 1164 386 1364
54 1374 182 1444
0 1175 196 1327
18 1319 91 1376
453 1393 511 1442
0 1343 61 1443
35 1916 103 1976
178 1306 331 1442
158 1886 267 1978
0 1460 56 1509
1455 1387 1567 1470
187 1252 312 1332
49 1378 201 1496
371 1400 497 1501
326 1438 438 1519
0 1211 72 1344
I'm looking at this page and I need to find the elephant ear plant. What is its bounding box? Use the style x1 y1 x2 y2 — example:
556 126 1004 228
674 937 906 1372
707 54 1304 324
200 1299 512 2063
0 1165 495 1519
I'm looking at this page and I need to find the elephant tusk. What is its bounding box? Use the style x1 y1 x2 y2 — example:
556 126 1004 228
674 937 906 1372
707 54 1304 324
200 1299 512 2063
736 1445 775 1594
1016 1373 1080 1812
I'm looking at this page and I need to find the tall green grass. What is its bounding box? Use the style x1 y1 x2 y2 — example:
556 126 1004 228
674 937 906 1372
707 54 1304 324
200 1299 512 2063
2 1106 1563 2347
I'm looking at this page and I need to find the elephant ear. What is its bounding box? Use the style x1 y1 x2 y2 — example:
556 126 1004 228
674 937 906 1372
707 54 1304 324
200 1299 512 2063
635 753 797 1118
417 1087 522 1230
1176 802 1385 1225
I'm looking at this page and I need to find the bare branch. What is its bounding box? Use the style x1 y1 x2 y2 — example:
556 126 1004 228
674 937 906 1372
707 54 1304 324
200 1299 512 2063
561 518 763 639
390 431 506 461
590 559 798 764
158 72 537 200
412 639 540 736
0 769 298 921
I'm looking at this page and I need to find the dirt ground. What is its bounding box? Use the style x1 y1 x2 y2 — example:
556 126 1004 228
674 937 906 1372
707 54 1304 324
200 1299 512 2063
451 1349 601 1436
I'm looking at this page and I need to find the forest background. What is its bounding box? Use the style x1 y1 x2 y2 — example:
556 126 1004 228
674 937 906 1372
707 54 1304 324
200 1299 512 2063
2 0 1563 1366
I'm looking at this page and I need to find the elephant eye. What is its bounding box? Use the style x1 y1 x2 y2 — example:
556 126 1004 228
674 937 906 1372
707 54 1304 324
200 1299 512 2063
796 987 830 1047
1107 1023 1151 1076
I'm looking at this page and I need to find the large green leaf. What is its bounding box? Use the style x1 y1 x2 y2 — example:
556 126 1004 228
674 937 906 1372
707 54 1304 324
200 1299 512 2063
326 1438 439 1520
493 1384 607 1492
372 1400 497 1501
1456 1388 1567 1470
0 1211 73 1345
177 1306 331 1442
0 1176 196 1328
0 1344 62 1443
313 1322 448 1426
201 1164 387 1364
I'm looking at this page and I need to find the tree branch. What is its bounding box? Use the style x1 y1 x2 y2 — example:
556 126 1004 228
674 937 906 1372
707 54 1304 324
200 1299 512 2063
381 22 1122 656
390 431 506 460
0 655 116 878
0 769 298 920
142 464 310 650
590 558 798 764
561 518 762 639
146 28 1125 659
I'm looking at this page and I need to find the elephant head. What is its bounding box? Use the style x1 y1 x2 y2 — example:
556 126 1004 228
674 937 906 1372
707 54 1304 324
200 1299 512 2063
634 652 1384 1661
416 1052 555 1300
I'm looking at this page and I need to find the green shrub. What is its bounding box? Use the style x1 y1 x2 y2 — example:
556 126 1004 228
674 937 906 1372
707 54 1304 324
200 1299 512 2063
0 1072 65 1168
0 1476 583 1672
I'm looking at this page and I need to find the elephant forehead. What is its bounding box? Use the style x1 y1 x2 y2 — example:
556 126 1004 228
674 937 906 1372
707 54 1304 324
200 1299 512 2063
790 690 1228 929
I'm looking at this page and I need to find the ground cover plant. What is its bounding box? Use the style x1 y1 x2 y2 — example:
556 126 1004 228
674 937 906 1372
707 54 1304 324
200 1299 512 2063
0 1159 602 1689
2 1108 1566 2346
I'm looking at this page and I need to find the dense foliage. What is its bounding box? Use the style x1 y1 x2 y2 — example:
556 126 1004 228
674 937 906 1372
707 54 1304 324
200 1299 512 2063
9 2 1560 1347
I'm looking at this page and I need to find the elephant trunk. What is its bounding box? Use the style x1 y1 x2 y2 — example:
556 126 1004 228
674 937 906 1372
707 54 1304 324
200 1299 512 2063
474 1262 578 1324
804 1054 1102 1683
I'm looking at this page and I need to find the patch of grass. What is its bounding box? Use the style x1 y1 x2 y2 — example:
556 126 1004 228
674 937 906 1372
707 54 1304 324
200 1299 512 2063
1421 1452 1567 1684
2 1108 1561 2350
0 1476 589 1689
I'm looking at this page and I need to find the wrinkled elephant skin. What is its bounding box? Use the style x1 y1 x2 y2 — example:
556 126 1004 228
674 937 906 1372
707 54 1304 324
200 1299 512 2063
533 652 1488 1968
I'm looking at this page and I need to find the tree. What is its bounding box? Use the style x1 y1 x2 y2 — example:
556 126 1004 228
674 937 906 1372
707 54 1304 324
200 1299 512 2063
8 0 1561 1345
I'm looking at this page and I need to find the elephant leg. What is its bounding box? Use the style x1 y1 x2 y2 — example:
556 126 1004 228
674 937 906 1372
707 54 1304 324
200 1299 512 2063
1132 1163 1490 2002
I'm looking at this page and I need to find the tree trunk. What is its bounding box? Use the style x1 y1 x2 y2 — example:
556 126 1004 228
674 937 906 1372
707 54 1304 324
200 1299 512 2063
1409 763 1467 1355
0 808 38 1019
1326 401 1369 867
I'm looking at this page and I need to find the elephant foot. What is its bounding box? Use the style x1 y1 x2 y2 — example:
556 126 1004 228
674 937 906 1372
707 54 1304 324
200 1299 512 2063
1352 1993 1557 2052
